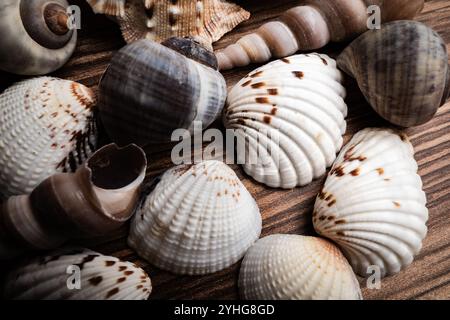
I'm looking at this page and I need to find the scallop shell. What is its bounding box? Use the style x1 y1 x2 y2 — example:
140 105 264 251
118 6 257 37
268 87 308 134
128 160 262 275
0 77 97 198
239 235 362 300
87 0 250 50
337 21 450 127
224 54 347 189
3 248 151 300
313 128 428 277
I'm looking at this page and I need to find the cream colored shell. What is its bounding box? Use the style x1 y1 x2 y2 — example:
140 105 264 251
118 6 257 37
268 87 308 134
313 128 428 277
128 160 262 275
3 248 152 300
239 235 362 300
224 54 347 189
0 77 97 198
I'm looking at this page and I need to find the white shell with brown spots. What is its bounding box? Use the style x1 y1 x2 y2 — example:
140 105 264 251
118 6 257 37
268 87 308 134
128 160 262 275
0 77 97 198
313 128 428 278
224 54 347 189
239 235 362 300
3 248 152 300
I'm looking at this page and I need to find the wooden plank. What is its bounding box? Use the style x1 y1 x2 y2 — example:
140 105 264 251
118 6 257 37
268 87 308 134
0 0 449 300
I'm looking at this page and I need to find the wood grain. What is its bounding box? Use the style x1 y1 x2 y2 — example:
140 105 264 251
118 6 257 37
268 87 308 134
0 0 449 300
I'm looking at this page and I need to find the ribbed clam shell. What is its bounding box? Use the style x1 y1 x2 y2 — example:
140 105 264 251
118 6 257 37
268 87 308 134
224 54 347 189
338 21 449 127
313 128 428 277
87 0 125 16
0 77 97 198
239 235 362 300
128 160 262 275
3 248 151 300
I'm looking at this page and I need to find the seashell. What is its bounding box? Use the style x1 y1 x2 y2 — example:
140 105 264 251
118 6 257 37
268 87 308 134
3 248 152 300
313 128 428 277
0 143 147 260
128 160 262 275
0 0 77 75
87 0 250 50
98 37 227 147
239 234 362 300
216 0 424 70
223 54 347 189
338 21 450 127
0 77 97 198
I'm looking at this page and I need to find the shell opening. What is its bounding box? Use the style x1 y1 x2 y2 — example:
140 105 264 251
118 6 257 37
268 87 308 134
88 144 147 191
162 37 219 70
20 0 73 49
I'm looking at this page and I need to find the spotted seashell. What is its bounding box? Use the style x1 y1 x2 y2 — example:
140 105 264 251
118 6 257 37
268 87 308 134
313 128 428 277
128 160 262 275
224 54 347 189
3 248 152 300
0 77 97 198
239 235 362 300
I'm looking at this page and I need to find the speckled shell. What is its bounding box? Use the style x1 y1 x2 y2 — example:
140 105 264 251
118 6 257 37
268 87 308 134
217 0 424 70
0 77 97 198
338 21 450 127
3 248 151 300
0 0 77 75
313 128 428 277
128 160 262 275
239 235 362 300
87 0 249 50
224 54 347 189
99 39 226 146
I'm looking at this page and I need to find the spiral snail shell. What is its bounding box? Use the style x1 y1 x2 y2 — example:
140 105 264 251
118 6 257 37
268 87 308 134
216 0 425 70
98 37 227 146
338 21 450 127
0 0 77 75
0 143 147 260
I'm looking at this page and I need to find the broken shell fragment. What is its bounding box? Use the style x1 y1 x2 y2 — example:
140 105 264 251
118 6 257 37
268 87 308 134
0 144 147 260
313 128 428 277
3 248 152 300
224 54 347 189
239 234 362 300
128 160 262 275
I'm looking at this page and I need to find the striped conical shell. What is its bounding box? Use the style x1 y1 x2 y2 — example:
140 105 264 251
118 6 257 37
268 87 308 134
128 160 262 275
239 235 362 300
313 128 428 277
224 54 347 189
0 77 97 198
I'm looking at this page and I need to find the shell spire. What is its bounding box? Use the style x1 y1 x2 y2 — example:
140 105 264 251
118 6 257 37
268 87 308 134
216 0 424 70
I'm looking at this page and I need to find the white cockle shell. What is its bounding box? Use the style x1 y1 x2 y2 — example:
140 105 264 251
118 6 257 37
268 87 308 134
0 77 97 198
224 54 347 189
128 160 262 275
239 234 362 300
3 248 152 300
313 128 428 277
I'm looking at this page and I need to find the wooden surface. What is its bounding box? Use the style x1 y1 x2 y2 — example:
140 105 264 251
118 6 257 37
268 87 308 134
1 0 449 300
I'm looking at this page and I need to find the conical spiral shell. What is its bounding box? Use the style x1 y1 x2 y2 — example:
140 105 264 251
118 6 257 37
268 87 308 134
337 21 450 127
239 235 362 300
0 77 97 198
313 128 428 277
128 161 262 275
3 248 152 300
216 0 424 70
224 54 347 189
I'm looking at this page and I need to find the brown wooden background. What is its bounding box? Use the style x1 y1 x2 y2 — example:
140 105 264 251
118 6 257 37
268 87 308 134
0 0 449 300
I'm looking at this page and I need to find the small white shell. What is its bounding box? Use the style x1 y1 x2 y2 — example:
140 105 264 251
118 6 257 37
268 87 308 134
128 160 262 275
0 77 97 198
224 54 347 189
239 234 362 300
313 128 428 277
3 248 152 300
